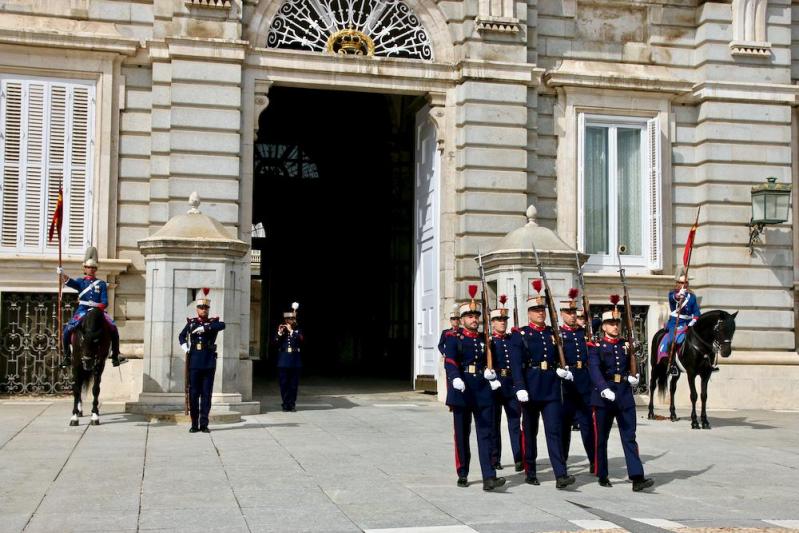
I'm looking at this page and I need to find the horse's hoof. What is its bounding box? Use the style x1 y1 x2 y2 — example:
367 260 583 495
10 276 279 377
670 415 679 422
647 412 656 420
78 411 83 417
702 422 711 429
691 421 700 429
90 420 100 426
69 420 79 427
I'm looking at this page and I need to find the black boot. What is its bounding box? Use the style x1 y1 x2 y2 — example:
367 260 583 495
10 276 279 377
60 344 72 369
482 477 506 491
200 426 210 433
189 426 200 433
492 462 503 470
632 476 654 492
556 475 576 489
599 477 613 487
525 474 540 485
110 332 127 367
514 461 524 472
457 477 468 488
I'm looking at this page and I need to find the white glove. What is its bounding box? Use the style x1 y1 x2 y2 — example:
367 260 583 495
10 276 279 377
627 374 640 386
484 368 497 380
180 343 189 354
677 288 687 298
516 390 529 402
688 318 697 327
452 378 466 392
556 368 574 381
56 267 64 275
489 379 502 391
600 388 616 402
192 325 205 334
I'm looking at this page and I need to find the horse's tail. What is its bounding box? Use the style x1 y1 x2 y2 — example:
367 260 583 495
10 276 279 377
651 329 669 401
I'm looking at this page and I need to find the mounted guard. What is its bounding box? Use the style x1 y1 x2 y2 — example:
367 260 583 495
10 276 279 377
658 273 702 376
58 247 125 369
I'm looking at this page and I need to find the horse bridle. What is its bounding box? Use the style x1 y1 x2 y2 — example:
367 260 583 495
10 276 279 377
686 318 730 367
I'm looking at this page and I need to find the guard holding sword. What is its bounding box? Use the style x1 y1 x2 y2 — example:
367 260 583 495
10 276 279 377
178 290 225 433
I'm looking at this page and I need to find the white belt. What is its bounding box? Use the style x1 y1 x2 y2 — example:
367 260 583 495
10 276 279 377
670 312 693 321
79 300 101 307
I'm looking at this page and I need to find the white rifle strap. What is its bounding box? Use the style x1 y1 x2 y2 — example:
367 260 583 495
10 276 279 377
78 280 101 299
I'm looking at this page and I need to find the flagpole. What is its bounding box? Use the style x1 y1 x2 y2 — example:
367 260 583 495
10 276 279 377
666 206 701 372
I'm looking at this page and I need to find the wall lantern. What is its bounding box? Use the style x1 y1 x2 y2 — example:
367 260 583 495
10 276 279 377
747 177 792 254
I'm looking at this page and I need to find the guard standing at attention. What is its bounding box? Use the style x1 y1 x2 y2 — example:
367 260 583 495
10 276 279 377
510 280 575 490
443 285 505 491
559 289 595 472
276 302 303 412
178 290 225 433
488 295 523 472
588 296 654 491
438 304 462 355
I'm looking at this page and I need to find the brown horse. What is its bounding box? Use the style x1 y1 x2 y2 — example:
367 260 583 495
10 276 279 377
68 307 110 426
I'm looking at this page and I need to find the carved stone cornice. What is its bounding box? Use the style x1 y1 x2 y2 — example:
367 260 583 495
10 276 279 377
544 60 693 95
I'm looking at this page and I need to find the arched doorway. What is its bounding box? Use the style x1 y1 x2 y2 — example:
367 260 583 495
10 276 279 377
251 87 421 382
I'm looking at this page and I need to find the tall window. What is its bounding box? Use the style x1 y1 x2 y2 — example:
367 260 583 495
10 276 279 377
0 75 95 255
579 114 661 270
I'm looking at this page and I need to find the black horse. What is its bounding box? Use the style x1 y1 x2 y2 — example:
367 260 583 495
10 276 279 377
68 307 111 426
647 310 738 429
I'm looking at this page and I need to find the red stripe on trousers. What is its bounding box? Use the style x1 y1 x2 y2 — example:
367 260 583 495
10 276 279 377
592 407 599 475
520 411 528 474
453 417 462 472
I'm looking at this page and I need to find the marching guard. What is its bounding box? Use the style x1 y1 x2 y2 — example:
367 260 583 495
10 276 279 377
178 290 225 433
442 286 506 491
510 281 575 489
559 289 595 471
488 296 523 472
588 297 653 491
58 246 125 368
275 302 303 412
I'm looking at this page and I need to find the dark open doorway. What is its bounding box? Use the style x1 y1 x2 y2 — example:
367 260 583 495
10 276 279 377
252 87 418 381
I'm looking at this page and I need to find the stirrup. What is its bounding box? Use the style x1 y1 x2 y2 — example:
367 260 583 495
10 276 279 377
669 365 680 376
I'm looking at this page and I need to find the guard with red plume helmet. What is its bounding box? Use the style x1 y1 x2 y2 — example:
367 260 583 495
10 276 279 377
442 283 506 491
526 279 546 310
488 292 523 473
178 288 226 433
586 293 654 492
438 303 463 355
558 286 595 472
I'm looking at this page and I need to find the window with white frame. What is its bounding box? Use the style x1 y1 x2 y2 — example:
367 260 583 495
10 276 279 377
578 113 661 271
0 75 95 255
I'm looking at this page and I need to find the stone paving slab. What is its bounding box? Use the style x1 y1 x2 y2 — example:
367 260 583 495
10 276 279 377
1 384 799 533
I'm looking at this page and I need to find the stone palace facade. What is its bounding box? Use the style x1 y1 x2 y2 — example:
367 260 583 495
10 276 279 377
0 0 797 408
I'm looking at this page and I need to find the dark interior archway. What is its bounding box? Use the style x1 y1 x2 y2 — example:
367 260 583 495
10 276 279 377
252 87 417 381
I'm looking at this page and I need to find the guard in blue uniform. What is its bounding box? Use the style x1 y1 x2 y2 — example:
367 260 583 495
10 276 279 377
438 305 461 355
58 247 125 368
275 302 302 412
488 297 523 472
559 289 595 472
658 273 702 375
178 292 225 433
509 282 575 489
443 286 505 491
588 300 653 491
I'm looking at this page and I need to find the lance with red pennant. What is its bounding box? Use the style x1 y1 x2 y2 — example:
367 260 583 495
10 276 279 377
48 185 64 362
666 207 701 373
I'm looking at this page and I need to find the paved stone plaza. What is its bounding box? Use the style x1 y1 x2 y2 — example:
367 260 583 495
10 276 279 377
1 380 798 533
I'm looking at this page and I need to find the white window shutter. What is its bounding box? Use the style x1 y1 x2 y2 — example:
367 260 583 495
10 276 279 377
45 84 67 251
646 117 662 271
1 81 23 248
67 85 93 251
22 82 46 250
576 112 585 252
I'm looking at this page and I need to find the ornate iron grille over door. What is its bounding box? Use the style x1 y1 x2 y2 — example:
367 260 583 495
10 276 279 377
1 293 75 394
589 304 649 395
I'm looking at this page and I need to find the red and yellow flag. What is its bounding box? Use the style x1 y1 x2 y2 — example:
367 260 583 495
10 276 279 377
48 186 63 243
682 221 698 267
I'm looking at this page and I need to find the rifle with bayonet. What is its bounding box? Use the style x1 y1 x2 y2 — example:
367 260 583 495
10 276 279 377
512 284 520 332
616 246 639 378
574 250 594 344
477 251 494 370
531 240 567 370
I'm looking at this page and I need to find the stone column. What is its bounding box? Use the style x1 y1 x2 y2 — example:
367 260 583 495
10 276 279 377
126 193 259 417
